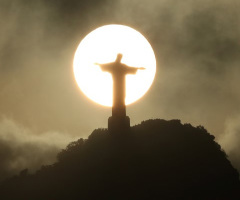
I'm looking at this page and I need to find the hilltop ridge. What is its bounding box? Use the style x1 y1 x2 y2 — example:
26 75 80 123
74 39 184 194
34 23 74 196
0 119 239 199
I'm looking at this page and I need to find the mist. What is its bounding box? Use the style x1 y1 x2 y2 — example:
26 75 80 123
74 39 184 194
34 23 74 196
219 115 240 170
0 116 75 181
0 0 240 176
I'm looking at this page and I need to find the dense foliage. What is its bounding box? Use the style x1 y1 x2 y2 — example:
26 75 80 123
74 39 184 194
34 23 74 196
0 119 239 199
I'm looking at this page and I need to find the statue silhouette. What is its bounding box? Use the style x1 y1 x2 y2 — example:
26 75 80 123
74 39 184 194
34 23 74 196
95 54 145 132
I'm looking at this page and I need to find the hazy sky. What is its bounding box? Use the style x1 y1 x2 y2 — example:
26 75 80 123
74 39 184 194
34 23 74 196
0 0 240 179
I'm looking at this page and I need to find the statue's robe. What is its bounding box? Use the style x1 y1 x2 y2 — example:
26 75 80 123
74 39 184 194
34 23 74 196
98 61 138 118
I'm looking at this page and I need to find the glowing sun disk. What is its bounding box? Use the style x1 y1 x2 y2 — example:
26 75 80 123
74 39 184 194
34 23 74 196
73 24 156 107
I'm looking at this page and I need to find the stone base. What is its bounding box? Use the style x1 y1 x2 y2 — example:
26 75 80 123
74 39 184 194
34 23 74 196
108 116 130 133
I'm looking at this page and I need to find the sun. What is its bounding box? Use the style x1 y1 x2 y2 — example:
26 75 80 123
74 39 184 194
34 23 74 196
73 24 156 107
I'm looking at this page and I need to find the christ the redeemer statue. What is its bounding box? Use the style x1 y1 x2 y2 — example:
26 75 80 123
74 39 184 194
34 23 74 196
95 53 145 132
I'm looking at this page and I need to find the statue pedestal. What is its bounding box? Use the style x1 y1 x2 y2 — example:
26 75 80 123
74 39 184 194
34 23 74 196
108 116 130 133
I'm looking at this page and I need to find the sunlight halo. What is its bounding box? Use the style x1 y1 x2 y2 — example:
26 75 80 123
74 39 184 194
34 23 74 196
73 24 156 107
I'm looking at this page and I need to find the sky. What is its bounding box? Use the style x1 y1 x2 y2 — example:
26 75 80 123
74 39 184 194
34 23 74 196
0 0 240 180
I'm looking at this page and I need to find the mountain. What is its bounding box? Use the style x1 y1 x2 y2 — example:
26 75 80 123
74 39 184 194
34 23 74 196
0 119 239 199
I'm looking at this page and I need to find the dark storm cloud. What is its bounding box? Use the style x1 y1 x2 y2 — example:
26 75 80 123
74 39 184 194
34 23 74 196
0 0 240 177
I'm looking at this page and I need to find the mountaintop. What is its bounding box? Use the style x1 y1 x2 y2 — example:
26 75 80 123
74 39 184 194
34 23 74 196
0 119 239 199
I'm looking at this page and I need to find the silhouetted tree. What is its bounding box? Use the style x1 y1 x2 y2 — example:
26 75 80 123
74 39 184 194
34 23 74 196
0 119 239 199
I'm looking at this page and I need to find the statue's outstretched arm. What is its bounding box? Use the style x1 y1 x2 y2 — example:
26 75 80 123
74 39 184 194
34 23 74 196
125 64 145 70
137 67 146 70
94 62 112 67
94 62 113 72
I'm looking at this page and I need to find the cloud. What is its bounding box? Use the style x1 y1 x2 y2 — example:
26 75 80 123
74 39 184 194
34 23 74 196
1 0 239 136
0 0 240 176
218 115 240 171
0 116 76 181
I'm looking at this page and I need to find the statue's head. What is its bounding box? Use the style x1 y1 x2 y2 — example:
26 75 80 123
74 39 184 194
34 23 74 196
116 53 123 63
